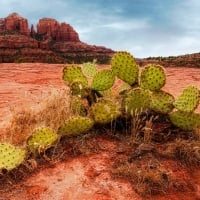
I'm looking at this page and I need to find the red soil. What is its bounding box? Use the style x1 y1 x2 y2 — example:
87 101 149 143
0 63 200 200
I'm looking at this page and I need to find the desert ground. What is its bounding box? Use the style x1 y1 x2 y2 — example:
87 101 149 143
0 63 200 200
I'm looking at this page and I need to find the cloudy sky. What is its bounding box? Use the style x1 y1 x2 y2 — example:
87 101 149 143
0 0 200 58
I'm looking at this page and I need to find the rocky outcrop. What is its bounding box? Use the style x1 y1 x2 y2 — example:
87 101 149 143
36 18 80 42
0 13 29 35
137 53 200 68
0 13 114 63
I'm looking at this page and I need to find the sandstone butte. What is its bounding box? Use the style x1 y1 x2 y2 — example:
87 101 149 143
0 12 114 63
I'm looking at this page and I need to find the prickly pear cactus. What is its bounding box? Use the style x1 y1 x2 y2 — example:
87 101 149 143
140 65 166 91
111 51 139 85
169 111 200 131
122 88 150 116
62 65 88 86
91 99 121 124
173 85 200 112
27 127 58 153
82 60 97 77
150 90 174 114
0 143 26 171
58 117 94 136
91 70 115 91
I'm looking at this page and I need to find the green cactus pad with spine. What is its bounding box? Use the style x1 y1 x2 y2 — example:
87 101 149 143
140 65 166 91
91 70 115 91
62 65 88 86
150 90 175 114
91 100 121 124
173 85 200 112
122 88 150 116
27 127 58 153
0 143 26 171
169 111 200 131
111 51 139 85
58 117 94 136
82 61 97 77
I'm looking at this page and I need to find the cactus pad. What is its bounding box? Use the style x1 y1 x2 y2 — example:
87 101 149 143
122 88 150 116
27 127 58 153
173 85 200 112
62 65 88 86
150 90 174 114
140 65 166 91
169 111 200 131
58 117 94 136
91 100 121 124
82 60 97 77
111 51 139 85
0 143 26 171
91 69 115 91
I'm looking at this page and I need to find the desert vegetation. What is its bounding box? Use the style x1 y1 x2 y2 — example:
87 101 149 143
0 51 200 198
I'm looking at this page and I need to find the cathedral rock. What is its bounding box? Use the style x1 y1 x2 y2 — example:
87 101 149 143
0 13 114 63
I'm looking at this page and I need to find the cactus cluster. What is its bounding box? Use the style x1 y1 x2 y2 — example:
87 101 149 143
1 50 199 173
62 52 200 131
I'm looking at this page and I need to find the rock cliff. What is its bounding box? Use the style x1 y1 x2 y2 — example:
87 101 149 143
0 13 114 63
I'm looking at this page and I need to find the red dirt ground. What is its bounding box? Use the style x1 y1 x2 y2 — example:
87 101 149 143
0 63 200 200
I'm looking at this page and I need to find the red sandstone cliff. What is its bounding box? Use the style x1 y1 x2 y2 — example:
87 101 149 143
0 13 114 63
0 13 29 35
37 18 80 42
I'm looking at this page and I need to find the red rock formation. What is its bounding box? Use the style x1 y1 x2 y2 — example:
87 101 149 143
37 18 59 40
0 13 114 63
37 18 80 42
58 23 79 42
0 13 29 35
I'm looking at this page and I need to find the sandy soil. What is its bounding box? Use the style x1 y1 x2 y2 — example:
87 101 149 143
0 63 200 200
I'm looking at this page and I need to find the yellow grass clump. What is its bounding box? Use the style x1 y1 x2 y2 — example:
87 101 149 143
3 88 71 146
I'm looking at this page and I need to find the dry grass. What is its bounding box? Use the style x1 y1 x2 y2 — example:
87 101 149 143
2 88 71 146
112 157 170 196
172 139 200 167
130 113 159 144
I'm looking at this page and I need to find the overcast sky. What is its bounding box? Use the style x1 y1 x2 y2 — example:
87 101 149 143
0 0 200 58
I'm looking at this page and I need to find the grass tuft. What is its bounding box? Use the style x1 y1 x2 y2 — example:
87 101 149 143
2 88 70 145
